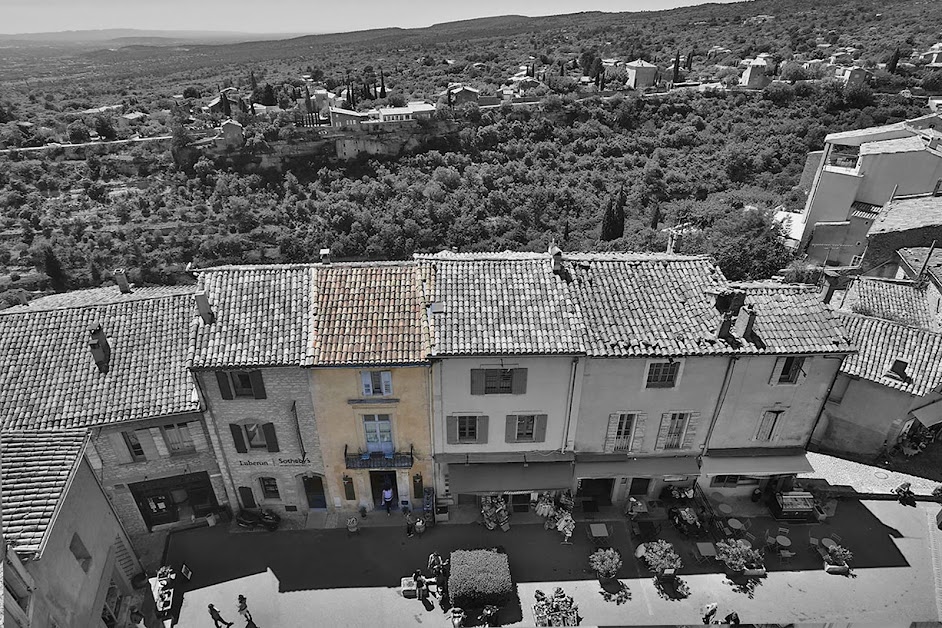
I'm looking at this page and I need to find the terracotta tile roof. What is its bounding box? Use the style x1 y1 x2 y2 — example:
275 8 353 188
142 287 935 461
1 429 87 554
191 265 315 369
837 278 935 330
417 252 853 357
899 247 942 287
870 194 942 235
0 294 200 430
312 263 429 365
837 312 942 396
3 285 197 313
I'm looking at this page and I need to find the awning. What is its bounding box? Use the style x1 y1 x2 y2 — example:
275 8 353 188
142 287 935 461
912 399 942 428
435 451 575 464
448 462 573 494
574 456 699 478
700 454 813 476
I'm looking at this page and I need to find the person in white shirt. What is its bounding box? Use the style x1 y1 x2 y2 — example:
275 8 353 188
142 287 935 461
383 485 394 515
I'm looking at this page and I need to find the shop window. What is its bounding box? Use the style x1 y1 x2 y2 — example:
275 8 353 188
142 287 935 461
259 477 280 500
69 533 92 572
710 475 760 488
162 422 195 454
646 361 679 388
360 371 393 396
122 431 146 462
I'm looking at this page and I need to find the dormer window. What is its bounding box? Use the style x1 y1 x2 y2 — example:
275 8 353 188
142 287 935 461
886 359 909 381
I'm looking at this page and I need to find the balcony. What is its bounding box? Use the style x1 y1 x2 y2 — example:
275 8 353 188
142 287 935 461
344 444 414 469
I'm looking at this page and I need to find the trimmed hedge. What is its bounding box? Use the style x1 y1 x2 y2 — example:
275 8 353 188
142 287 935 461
449 549 513 608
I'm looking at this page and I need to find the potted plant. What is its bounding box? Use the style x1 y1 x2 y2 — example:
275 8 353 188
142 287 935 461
823 544 853 574
641 540 682 577
715 541 767 577
589 548 623 581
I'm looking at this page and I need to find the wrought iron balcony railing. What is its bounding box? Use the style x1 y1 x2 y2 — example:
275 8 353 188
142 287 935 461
344 444 414 469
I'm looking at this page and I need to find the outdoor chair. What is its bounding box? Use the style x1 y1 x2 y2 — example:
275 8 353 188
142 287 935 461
779 550 796 565
741 518 753 531
743 531 757 545
808 533 820 550
777 526 790 536
830 533 843 544
763 531 777 551
691 549 708 565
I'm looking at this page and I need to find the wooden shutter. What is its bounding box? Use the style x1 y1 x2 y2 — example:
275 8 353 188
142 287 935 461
476 416 489 444
190 422 209 451
511 368 528 394
654 413 671 451
361 371 373 396
446 416 459 444
216 371 234 399
109 431 133 464
147 427 169 457
230 424 248 453
505 415 518 443
629 414 647 452
769 358 786 385
534 414 548 443
755 411 780 441
250 370 267 399
238 486 257 509
604 413 621 452
470 369 485 395
380 371 393 396
681 412 701 450
263 422 279 452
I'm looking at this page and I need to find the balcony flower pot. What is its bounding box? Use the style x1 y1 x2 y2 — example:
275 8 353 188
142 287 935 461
641 540 682 576
589 548 622 581
715 541 766 577
823 544 852 575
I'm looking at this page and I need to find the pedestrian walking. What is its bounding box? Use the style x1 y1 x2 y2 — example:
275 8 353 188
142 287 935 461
701 602 718 624
724 611 741 625
208 604 233 628
237 594 253 623
382 485 394 515
405 512 415 537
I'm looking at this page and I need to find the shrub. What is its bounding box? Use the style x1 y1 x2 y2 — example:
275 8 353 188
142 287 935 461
715 540 765 571
449 549 514 608
826 545 853 566
588 548 623 578
641 540 682 574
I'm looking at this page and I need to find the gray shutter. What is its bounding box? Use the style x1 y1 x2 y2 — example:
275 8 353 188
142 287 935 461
109 431 133 464
250 370 267 399
769 358 785 385
380 371 393 396
135 428 160 459
505 415 518 443
654 413 671 451
190 422 209 451
476 416 489 444
534 414 548 443
629 413 647 452
470 369 485 395
361 371 373 396
681 412 701 450
238 486 257 509
230 424 248 453
216 372 234 399
148 427 170 457
604 413 620 452
263 422 279 452
511 368 528 394
446 416 459 444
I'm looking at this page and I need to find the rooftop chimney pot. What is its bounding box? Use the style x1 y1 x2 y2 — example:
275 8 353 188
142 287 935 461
195 293 215 325
87 323 111 373
733 304 757 339
113 268 131 294
549 242 563 274
320 248 331 264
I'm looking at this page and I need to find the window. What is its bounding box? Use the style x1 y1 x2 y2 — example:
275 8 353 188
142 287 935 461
363 414 393 453
515 415 536 441
646 361 680 388
664 413 689 450
244 423 268 449
471 368 527 395
457 416 478 443
777 356 804 384
756 410 783 441
360 371 393 396
710 475 760 488
69 533 92 573
162 423 195 454
850 254 863 267
259 477 280 500
216 370 266 399
612 413 635 452
123 431 146 462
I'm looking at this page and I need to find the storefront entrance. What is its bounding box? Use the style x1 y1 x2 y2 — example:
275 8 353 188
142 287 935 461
577 478 615 505
302 475 327 509
629 477 651 496
129 471 217 531
370 470 397 508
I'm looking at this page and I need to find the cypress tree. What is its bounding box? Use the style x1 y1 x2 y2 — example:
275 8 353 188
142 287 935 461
673 51 681 83
250 71 258 91
686 48 694 71
888 46 901 74
601 195 622 241
379 68 387 98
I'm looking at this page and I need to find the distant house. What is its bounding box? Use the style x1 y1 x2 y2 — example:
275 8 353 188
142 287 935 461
376 101 436 122
740 58 771 89
835 66 871 87
115 111 147 129
707 45 732 58
601 58 621 67
79 104 123 115
205 93 244 115
862 192 942 272
438 84 480 106
329 107 370 128
919 43 942 67
215 119 245 150
624 59 658 90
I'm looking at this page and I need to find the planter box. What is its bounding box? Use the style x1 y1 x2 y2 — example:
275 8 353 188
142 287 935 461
824 561 850 574
743 567 767 577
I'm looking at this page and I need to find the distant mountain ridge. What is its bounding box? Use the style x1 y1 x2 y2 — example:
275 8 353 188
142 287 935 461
0 28 308 45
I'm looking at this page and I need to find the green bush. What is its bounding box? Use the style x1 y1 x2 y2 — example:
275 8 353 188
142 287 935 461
449 549 514 608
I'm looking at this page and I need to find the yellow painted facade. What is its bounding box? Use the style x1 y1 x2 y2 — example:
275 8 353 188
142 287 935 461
312 365 432 513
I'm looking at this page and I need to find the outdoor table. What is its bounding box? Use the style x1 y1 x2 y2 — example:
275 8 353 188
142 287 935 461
634 543 646 558
590 523 609 544
710 491 725 501
718 503 734 515
737 538 751 549
696 542 717 558
776 535 792 548
727 518 743 531
821 537 836 550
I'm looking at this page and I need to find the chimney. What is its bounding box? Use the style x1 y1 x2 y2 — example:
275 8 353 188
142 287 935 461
733 304 756 339
717 311 735 340
195 292 215 324
548 242 563 274
713 289 744 315
319 248 331 264
821 270 841 304
113 268 131 294
87 323 111 373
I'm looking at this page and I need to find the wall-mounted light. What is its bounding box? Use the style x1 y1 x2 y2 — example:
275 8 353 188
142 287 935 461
414 473 423 483
342 474 352 485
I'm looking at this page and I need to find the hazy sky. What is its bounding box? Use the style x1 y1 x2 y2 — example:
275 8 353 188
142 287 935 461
4 0 735 34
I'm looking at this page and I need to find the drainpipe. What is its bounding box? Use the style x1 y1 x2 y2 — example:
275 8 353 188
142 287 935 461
561 356 581 452
427 361 436 498
700 355 738 461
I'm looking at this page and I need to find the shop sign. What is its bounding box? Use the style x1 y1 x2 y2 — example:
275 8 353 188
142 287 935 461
237 457 312 467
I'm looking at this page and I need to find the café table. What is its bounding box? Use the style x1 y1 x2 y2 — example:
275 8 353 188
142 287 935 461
727 518 744 531
718 503 734 515
821 537 837 550
696 541 717 558
737 538 752 549
590 523 610 545
776 535 792 548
